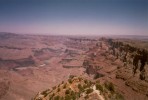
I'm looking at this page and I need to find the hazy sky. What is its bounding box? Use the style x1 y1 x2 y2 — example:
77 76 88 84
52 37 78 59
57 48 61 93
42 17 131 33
0 0 147 36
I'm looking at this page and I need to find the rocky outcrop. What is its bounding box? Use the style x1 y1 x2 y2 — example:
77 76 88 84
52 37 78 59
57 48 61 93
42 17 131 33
107 39 148 97
125 78 148 95
0 80 10 99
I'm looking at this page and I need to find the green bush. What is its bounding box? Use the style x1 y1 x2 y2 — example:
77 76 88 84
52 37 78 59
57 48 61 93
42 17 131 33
68 79 72 84
69 75 75 79
109 83 114 92
41 89 49 97
57 88 60 92
78 77 82 81
104 82 115 93
75 92 80 97
63 83 67 89
54 95 60 100
96 84 103 92
85 81 92 87
89 81 92 85
65 95 71 100
61 96 64 100
71 91 76 100
85 95 89 99
84 79 88 84
78 84 83 92
61 81 64 84
65 89 70 94
52 93 55 97
49 93 55 100
70 90 74 95
96 80 100 84
116 93 124 100
52 86 56 90
83 84 87 89
86 88 93 94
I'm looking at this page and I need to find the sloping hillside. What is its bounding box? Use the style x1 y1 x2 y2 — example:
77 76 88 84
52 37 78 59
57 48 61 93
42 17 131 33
33 76 124 100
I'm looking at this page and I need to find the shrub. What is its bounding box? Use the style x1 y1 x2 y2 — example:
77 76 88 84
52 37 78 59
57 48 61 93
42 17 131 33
63 83 67 89
61 96 64 100
77 92 81 97
49 93 55 99
49 95 52 100
78 77 82 81
71 91 76 100
78 84 83 92
65 95 71 100
61 81 64 84
83 84 87 89
52 86 56 90
104 82 115 93
70 90 74 95
57 88 60 92
72 95 76 100
52 93 55 96
41 89 49 97
94 73 104 79
96 84 103 92
116 93 124 100
96 80 100 84
69 75 75 79
65 89 70 94
85 95 89 99
108 82 115 92
84 79 88 84
86 88 93 94
89 81 92 85
68 79 72 84
86 81 92 87
49 96 52 100
54 95 60 100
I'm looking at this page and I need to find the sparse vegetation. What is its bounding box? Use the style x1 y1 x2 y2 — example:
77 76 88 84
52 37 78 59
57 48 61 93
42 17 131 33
35 76 124 100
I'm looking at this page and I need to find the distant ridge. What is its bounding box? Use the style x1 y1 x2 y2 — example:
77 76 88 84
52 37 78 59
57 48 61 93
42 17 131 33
107 34 148 39
0 32 19 39
0 32 18 36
